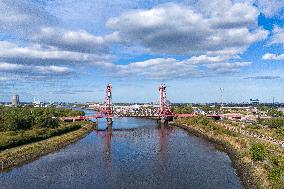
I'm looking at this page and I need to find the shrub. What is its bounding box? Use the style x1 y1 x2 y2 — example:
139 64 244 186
0 107 84 131
172 105 193 114
269 168 282 183
250 143 267 161
276 126 284 137
262 118 284 129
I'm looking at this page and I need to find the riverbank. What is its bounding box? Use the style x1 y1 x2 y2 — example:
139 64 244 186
175 117 284 189
0 122 94 171
0 122 84 151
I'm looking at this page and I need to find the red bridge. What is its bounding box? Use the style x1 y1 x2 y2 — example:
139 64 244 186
60 83 113 125
60 83 222 125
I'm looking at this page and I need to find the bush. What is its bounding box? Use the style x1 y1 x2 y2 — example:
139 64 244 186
276 126 284 137
183 115 214 127
261 118 284 129
269 168 282 183
250 143 267 161
197 116 210 126
0 107 84 131
172 105 193 114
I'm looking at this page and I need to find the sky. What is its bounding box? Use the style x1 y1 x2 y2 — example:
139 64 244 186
0 0 284 103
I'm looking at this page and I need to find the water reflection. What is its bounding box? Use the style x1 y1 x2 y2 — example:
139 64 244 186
158 125 173 159
104 127 112 167
95 124 174 167
0 116 244 189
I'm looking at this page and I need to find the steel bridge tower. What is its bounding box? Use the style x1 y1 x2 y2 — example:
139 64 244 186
158 84 174 124
101 83 113 128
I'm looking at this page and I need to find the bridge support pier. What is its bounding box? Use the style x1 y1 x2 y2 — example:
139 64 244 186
158 117 167 125
106 118 113 130
93 118 98 130
158 116 174 125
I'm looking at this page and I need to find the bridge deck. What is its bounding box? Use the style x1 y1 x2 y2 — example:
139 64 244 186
60 113 223 122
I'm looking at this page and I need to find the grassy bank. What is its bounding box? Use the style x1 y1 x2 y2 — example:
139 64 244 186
0 122 83 151
0 122 93 171
175 116 284 189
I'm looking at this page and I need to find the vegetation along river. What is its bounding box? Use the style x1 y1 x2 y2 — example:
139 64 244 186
0 109 244 189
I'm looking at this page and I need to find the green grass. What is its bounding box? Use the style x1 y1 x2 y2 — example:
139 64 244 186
250 143 267 161
0 122 82 151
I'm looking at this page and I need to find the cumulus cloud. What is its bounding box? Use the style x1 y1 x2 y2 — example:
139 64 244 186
0 41 111 64
268 26 284 47
0 62 72 75
101 58 252 79
206 62 251 73
187 55 226 64
113 58 199 79
0 1 270 82
0 62 25 71
0 1 56 36
34 65 72 75
262 53 284 60
107 2 268 56
33 27 120 53
196 0 259 28
254 0 284 18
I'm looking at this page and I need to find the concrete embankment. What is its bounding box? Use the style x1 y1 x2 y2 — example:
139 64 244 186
0 124 94 171
175 123 259 189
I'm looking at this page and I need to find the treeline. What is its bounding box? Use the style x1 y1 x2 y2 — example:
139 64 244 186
258 117 284 137
259 117 284 129
0 107 84 132
172 105 221 114
171 105 193 114
257 105 283 117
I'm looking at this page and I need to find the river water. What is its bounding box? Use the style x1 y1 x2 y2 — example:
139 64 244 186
0 110 244 189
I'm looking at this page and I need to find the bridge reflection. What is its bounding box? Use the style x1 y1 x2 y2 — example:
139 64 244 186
94 124 174 167
103 127 112 167
158 125 173 159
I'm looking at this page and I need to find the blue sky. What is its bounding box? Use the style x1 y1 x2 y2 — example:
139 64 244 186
0 0 284 103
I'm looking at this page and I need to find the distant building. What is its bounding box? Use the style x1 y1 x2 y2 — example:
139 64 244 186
12 94 20 107
250 99 259 106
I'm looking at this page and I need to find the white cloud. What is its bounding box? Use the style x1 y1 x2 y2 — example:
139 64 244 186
254 0 284 18
196 0 259 28
206 62 252 73
262 53 284 60
0 76 11 81
0 62 25 71
107 3 268 56
0 62 72 77
0 1 272 82
0 41 111 63
114 58 199 79
101 58 252 79
187 55 226 64
34 65 72 74
268 26 284 47
0 1 56 35
33 27 120 53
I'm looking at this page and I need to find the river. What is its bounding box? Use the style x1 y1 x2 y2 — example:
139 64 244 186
0 109 244 189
